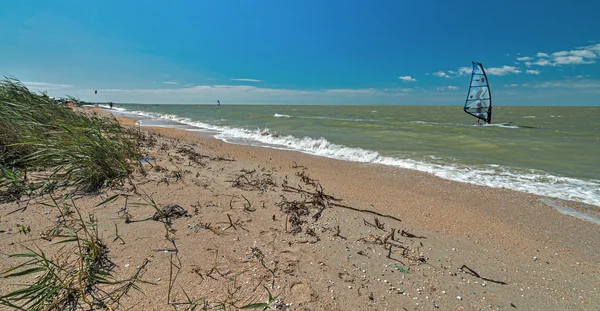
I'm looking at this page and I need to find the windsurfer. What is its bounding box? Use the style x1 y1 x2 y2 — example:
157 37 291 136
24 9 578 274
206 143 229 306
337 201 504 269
475 102 485 125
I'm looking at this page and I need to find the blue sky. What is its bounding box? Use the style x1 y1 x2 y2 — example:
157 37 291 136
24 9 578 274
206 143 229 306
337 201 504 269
1 0 599 105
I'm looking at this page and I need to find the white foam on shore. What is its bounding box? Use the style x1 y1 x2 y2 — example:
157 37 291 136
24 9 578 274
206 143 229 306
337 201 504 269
117 108 600 209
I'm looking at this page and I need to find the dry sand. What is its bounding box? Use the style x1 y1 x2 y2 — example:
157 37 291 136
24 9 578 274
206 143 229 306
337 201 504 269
1 110 599 310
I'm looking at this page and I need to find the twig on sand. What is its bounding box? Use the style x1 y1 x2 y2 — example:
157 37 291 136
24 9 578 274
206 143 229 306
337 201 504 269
225 213 237 230
460 265 507 285
400 229 426 239
334 225 346 240
364 217 386 230
334 202 402 223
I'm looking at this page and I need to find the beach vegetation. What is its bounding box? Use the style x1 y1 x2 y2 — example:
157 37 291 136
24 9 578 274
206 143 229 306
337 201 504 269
0 196 148 310
0 77 142 202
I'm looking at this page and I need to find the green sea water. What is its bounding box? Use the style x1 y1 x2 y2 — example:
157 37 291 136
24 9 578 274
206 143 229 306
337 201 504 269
114 104 600 207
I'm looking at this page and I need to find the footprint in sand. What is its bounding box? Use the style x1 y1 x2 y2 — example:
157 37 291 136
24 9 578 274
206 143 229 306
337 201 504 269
258 229 280 245
289 282 312 303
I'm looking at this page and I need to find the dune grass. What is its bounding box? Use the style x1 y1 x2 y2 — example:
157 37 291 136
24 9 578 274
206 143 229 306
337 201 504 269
0 77 142 202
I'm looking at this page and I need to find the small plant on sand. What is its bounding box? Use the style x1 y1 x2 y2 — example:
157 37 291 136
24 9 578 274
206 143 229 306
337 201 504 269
240 285 281 310
0 196 147 310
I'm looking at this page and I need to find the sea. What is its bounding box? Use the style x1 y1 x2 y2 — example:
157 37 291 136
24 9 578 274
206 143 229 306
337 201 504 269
100 104 600 216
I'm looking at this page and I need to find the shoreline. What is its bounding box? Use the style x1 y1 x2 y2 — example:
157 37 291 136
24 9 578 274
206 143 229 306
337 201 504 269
1 107 599 310
103 105 600 208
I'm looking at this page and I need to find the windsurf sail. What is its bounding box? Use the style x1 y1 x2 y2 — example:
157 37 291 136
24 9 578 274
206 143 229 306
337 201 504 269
464 61 492 124
217 100 220 106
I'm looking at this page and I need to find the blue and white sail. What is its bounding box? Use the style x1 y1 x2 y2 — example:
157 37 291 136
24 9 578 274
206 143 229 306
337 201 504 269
464 61 492 124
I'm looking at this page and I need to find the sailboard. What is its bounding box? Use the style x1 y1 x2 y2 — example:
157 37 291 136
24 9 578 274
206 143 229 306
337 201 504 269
217 100 221 106
464 61 492 125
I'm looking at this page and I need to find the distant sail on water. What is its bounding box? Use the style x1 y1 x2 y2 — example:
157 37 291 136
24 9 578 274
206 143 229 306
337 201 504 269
464 61 492 124
217 100 220 106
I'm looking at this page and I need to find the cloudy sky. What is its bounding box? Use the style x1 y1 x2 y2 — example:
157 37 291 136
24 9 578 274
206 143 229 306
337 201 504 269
1 0 599 105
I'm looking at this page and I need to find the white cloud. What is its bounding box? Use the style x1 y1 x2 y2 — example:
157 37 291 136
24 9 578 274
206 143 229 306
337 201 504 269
552 51 569 57
437 85 459 91
526 69 541 75
517 56 533 61
231 78 262 82
524 43 600 67
398 75 416 82
533 59 552 66
534 79 600 89
570 49 597 58
485 66 522 76
23 81 73 88
553 55 595 65
457 67 471 76
433 71 451 78
162 81 177 85
504 84 519 87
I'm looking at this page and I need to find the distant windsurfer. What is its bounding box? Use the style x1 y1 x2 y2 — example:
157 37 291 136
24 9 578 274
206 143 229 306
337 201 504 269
109 102 113 110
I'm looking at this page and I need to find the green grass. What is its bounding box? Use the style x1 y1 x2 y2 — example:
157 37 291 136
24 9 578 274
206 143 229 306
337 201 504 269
0 77 142 201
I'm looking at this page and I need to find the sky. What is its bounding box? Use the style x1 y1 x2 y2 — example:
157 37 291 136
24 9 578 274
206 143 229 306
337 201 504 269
1 0 599 105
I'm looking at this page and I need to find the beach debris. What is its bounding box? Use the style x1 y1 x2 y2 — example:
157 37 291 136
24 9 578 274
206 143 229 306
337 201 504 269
152 204 190 223
364 217 385 230
400 229 426 239
296 170 317 186
229 194 255 212
333 225 346 240
286 183 404 223
222 213 247 232
230 168 277 193
460 265 507 285
290 161 306 170
278 197 310 234
140 157 153 163
394 265 410 274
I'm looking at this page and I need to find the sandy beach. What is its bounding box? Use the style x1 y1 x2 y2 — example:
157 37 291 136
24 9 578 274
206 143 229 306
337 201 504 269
1 109 599 310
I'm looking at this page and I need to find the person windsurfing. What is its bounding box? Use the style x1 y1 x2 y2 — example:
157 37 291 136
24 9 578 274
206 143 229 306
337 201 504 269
217 100 221 106
475 102 484 125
